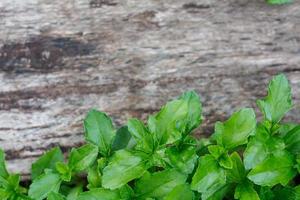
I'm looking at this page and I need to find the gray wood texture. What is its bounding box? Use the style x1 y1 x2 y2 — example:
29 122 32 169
0 0 300 178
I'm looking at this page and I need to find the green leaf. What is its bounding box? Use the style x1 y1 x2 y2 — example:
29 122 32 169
0 149 9 179
29 171 61 200
257 74 292 123
112 126 135 151
164 145 198 174
102 150 150 189
68 143 98 172
135 169 187 199
87 165 102 190
273 186 299 200
283 125 300 154
31 147 64 180
77 188 120 200
267 0 293 4
208 145 232 169
56 162 71 182
148 91 202 145
164 184 195 200
227 152 246 183
119 184 134 200
234 181 260 200
127 119 154 153
66 185 83 200
247 151 297 187
47 192 66 200
84 110 116 156
213 108 256 149
191 155 226 200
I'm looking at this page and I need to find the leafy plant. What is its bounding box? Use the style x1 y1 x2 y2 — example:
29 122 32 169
266 0 293 5
0 74 299 200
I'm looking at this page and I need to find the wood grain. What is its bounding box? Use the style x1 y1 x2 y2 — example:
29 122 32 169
0 0 300 178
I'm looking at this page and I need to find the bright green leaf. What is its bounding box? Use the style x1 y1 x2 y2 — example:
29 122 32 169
213 108 256 149
227 152 246 183
29 171 61 200
191 155 226 200
84 110 116 156
164 184 195 200
31 147 64 180
248 151 297 187
68 143 98 172
77 188 120 200
257 74 292 123
283 125 300 154
0 149 8 179
47 192 66 200
267 0 293 4
234 181 260 200
102 150 150 189
135 169 187 199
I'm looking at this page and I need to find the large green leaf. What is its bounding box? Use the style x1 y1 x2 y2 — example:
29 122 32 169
29 171 61 200
164 145 198 174
247 151 297 187
148 91 202 145
135 169 187 200
257 74 292 123
234 181 260 200
0 149 9 179
102 150 150 189
164 184 195 200
191 155 226 200
31 147 64 180
68 144 98 172
84 110 116 156
213 108 256 149
77 188 120 200
47 192 66 200
112 126 135 151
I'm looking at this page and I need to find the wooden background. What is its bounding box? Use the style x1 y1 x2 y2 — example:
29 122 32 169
0 0 300 178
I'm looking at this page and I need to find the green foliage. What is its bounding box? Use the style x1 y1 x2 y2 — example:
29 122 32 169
266 0 293 5
0 75 299 199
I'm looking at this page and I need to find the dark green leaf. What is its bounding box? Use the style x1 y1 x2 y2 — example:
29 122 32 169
283 125 300 154
135 169 187 199
66 185 83 200
257 74 292 123
68 143 98 172
29 170 61 200
191 155 226 200
227 152 246 183
112 126 135 151
213 108 256 149
84 110 116 156
31 147 63 180
102 150 150 189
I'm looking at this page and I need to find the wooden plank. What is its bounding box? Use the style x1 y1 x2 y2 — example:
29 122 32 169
0 0 299 178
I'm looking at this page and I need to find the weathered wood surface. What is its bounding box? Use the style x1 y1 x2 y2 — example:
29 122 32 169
0 0 300 178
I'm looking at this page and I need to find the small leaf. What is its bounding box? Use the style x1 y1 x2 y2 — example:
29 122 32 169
66 185 83 200
29 171 61 200
31 147 63 180
247 151 297 187
257 74 292 123
227 152 246 183
112 126 135 151
234 181 260 200
0 149 9 179
213 108 256 149
127 119 154 153
84 110 116 156
68 143 98 172
102 150 150 189
77 188 120 200
165 145 198 174
283 125 300 154
208 145 232 169
191 155 226 200
56 162 71 182
87 165 102 189
267 0 293 4
164 184 195 200
135 169 187 199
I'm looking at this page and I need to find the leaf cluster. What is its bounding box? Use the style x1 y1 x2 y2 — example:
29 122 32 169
0 74 299 200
